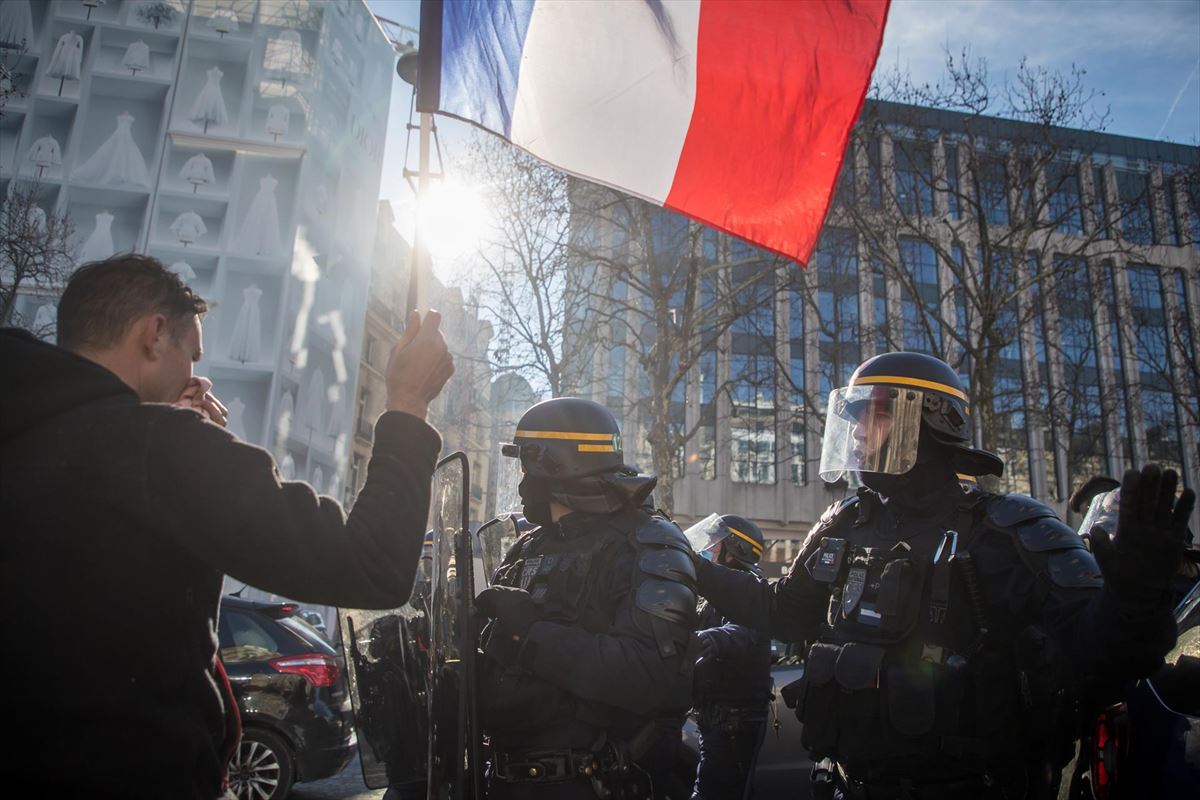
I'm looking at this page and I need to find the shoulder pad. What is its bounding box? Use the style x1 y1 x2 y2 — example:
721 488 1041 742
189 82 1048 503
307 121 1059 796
1016 516 1088 553
801 496 859 550
639 547 696 588
1047 549 1104 589
634 515 690 552
635 579 696 626
986 494 1056 528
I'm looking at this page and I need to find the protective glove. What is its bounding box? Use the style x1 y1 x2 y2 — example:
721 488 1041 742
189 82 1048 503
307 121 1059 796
1091 464 1196 606
475 586 539 663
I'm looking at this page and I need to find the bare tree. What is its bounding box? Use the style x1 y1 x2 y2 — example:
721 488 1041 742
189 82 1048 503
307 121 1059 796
820 50 1158 493
569 185 797 514
1 178 76 330
460 132 601 398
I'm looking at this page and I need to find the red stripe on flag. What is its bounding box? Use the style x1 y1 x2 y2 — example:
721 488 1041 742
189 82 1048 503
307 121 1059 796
664 0 890 266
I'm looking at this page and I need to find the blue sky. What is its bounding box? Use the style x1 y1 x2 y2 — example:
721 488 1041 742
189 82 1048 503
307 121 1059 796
367 0 1200 214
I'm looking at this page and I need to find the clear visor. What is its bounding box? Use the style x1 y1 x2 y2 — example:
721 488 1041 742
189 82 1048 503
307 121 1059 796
494 442 524 517
684 513 730 554
1079 488 1120 539
818 385 924 483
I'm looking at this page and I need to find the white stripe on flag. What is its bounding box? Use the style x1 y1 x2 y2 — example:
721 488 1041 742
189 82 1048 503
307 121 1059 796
510 0 701 204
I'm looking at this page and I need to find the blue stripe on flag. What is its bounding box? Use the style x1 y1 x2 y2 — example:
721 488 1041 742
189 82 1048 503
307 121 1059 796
440 0 536 137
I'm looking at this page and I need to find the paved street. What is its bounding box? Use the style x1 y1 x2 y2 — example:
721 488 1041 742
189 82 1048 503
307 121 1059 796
292 762 385 800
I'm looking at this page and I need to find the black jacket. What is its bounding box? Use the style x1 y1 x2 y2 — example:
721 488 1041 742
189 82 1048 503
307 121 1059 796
0 329 442 798
693 603 773 709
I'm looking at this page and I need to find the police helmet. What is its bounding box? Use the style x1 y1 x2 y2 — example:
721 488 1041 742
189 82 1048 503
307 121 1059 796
684 513 765 570
501 398 625 480
819 352 1003 482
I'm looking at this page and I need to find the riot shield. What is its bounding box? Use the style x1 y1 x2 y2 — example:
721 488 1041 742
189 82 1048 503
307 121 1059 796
426 452 481 800
476 514 521 587
339 452 480 798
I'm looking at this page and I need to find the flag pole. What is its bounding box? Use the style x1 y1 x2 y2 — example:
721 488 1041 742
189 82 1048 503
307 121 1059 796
408 111 432 316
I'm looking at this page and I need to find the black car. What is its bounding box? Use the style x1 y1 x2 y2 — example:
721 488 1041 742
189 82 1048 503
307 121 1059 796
219 596 357 800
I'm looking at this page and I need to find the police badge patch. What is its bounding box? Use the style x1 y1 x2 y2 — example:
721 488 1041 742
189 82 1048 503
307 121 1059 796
520 557 543 590
842 566 867 617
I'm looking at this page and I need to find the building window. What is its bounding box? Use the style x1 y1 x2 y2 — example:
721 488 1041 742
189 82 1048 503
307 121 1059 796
894 141 934 217
1046 162 1084 235
788 288 807 486
815 229 860 398
1116 169 1155 246
1092 165 1111 239
866 138 884 209
1102 262 1134 470
1025 257 1061 502
364 334 377 369
1162 176 1183 247
731 419 775 484
355 388 372 438
898 238 940 353
347 453 365 503
1185 172 1200 248
978 158 1010 228
871 255 889 352
1054 256 1108 493
1127 264 1185 476
943 143 960 220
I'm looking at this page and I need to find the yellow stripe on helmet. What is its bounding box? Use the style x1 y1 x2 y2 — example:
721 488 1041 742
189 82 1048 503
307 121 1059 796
727 526 764 555
515 429 616 442
577 444 617 453
849 374 969 403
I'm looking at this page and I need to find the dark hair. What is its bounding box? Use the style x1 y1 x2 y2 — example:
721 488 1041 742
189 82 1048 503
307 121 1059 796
57 254 208 352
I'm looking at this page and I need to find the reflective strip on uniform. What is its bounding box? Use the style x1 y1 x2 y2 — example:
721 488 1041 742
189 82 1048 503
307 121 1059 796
849 374 969 402
577 444 617 453
727 526 763 555
515 429 615 441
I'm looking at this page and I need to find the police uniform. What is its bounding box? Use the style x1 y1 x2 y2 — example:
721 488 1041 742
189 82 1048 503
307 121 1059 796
476 399 698 799
685 515 773 800
691 353 1190 800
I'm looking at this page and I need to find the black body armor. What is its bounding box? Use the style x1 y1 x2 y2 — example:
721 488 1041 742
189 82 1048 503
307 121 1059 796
480 507 697 763
782 488 1102 784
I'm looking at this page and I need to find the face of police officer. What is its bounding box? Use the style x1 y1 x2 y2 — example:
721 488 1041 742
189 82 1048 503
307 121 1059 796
851 407 894 466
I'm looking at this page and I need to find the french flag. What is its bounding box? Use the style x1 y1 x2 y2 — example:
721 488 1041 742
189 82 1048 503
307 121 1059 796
417 0 890 266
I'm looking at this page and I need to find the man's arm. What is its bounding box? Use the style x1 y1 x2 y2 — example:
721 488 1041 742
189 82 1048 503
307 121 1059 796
697 619 764 660
694 542 830 644
145 310 455 610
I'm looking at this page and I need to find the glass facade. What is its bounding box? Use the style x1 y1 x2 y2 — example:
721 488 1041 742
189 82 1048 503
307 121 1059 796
895 141 935 217
1046 162 1084 235
1053 257 1108 493
898 238 941 353
1116 169 1156 245
815 229 861 398
1128 265 1185 475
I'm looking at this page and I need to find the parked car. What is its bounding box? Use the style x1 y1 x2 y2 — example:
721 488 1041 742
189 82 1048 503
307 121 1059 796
680 640 813 799
219 596 357 800
297 609 329 639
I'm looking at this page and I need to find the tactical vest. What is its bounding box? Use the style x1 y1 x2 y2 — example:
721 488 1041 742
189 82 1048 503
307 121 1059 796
482 508 697 740
789 489 1101 781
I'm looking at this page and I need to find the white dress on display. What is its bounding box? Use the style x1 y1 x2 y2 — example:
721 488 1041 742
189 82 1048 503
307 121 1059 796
26 205 47 234
0 1 35 49
33 303 57 339
168 260 196 282
46 31 84 92
188 66 229 133
236 175 283 256
269 29 305 80
265 105 289 140
276 390 295 444
228 284 263 362
208 8 238 36
169 211 206 245
179 153 215 191
79 211 116 263
122 40 150 74
26 136 62 173
226 396 247 440
73 112 150 187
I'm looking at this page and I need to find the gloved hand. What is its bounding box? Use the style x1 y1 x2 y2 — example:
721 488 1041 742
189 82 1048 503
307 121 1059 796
475 586 539 663
695 630 716 661
1092 464 1196 605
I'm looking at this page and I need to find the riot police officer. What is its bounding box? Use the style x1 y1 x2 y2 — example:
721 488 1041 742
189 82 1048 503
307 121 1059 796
685 514 773 800
474 398 698 799
690 352 1195 800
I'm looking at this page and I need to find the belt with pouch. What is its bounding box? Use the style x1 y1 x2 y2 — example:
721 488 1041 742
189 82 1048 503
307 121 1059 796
492 749 602 783
836 763 1002 800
